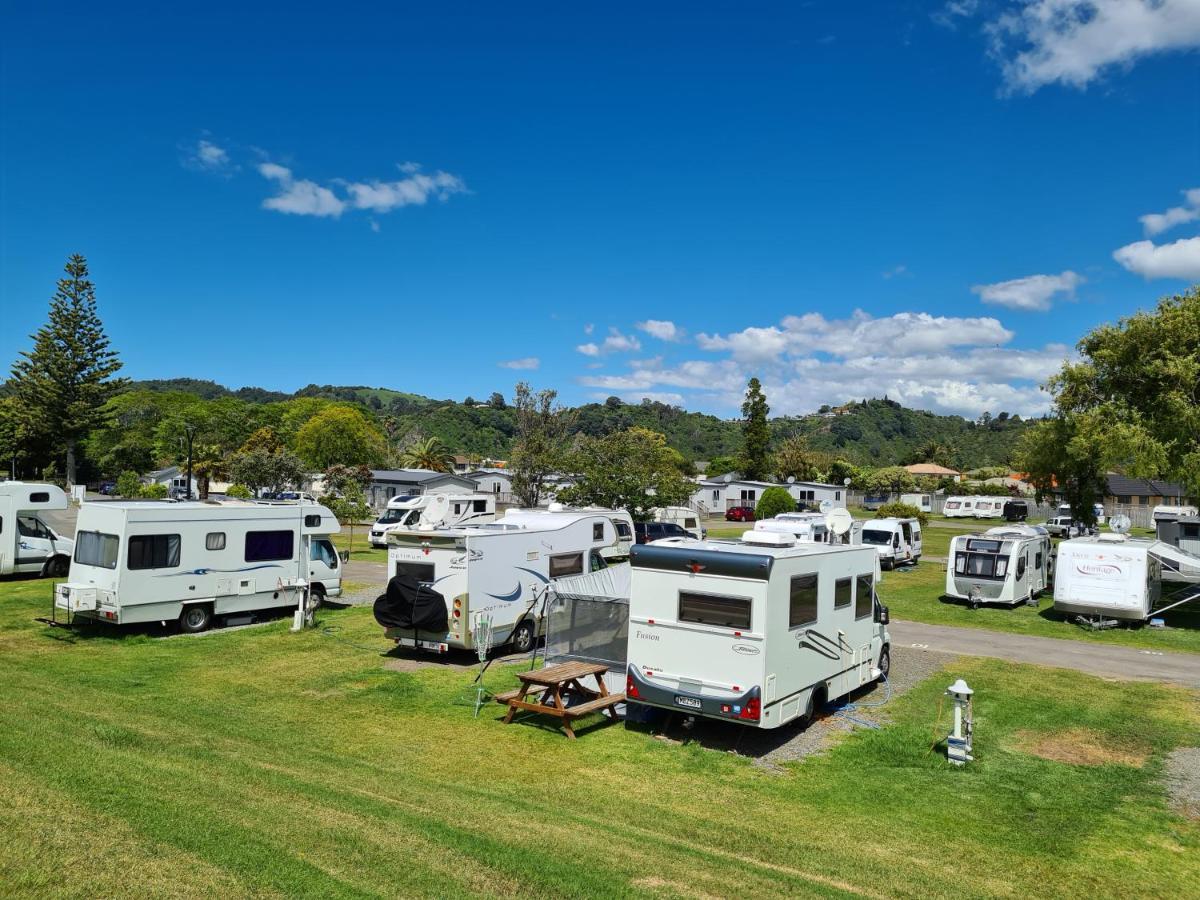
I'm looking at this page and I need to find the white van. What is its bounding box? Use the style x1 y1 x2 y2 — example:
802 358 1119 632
369 493 496 547
652 506 705 540
946 525 1052 608
55 500 341 632
0 482 75 577
860 517 921 569
754 513 829 543
626 530 889 730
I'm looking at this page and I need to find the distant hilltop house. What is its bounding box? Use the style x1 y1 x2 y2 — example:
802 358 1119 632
690 476 847 516
904 463 962 482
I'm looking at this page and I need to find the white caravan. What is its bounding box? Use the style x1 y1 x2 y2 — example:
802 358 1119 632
860 517 922 569
0 482 75 577
899 493 933 514
945 525 1052 608
369 493 497 547
1152 504 1198 524
652 506 705 540
971 498 1005 519
942 496 976 518
1056 503 1106 525
55 501 342 632
382 508 622 653
626 530 890 730
754 513 830 544
1054 534 1200 622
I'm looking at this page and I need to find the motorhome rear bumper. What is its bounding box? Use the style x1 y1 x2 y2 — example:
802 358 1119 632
626 667 760 722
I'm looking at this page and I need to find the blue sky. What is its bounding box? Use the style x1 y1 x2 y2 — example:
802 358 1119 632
2 1 1198 418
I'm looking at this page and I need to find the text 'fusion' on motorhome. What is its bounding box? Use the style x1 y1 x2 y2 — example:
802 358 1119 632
55 500 342 632
380 507 626 654
0 482 75 578
625 530 889 730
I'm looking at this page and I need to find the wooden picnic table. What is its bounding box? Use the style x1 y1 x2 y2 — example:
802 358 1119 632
495 660 625 739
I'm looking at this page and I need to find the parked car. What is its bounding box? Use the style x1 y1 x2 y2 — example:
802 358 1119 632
1043 516 1074 537
725 506 756 522
634 521 693 544
98 481 116 495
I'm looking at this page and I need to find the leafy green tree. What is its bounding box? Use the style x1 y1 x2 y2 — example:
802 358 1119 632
556 427 694 520
488 392 507 410
861 466 917 495
0 397 29 478
510 383 575 508
229 447 305 495
397 436 454 472
772 435 827 482
740 378 771 480
240 426 283 454
1014 416 1108 526
826 458 859 487
705 455 739 478
141 483 168 499
116 470 142 498
226 483 253 499
755 486 795 520
330 484 372 559
8 254 126 483
875 500 927 526
294 405 387 470
322 463 373 497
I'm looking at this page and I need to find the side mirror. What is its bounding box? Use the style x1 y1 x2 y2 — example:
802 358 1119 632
339 550 350 563
878 605 890 625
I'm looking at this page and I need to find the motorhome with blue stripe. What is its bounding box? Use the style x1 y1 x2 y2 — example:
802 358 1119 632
383 507 625 654
626 530 890 730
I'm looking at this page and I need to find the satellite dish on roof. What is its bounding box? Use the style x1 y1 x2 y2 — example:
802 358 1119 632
819 499 834 515
1109 514 1132 535
723 473 734 484
786 476 796 484
826 508 853 536
418 494 450 529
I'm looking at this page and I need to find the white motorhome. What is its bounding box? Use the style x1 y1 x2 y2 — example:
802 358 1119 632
652 506 705 540
369 493 497 547
0 482 75 577
859 517 922 569
754 512 830 544
942 496 976 518
54 501 342 632
899 493 933 514
971 498 1005 519
946 525 1052 608
382 508 622 653
625 531 890 730
1152 504 1198 524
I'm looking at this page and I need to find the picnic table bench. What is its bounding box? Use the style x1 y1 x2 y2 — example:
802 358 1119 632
495 660 625 739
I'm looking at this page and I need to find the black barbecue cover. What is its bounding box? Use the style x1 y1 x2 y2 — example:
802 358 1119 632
373 570 449 632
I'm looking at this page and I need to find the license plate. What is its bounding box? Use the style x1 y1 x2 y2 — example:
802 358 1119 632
674 695 702 710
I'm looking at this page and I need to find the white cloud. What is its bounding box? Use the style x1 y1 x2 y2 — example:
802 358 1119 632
343 169 467 212
576 342 600 357
636 319 683 341
498 357 540 370
1140 187 1200 235
584 323 595 335
258 163 346 217
1113 236 1200 280
576 328 642 356
933 0 980 29
988 0 1200 94
255 158 466 219
183 138 234 175
971 270 1084 311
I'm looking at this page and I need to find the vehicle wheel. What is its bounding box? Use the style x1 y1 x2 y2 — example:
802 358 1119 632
510 619 536 654
45 555 69 578
308 584 325 610
179 604 213 634
970 599 981 610
876 645 890 681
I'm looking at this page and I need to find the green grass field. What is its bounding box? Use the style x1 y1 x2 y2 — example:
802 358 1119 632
330 527 387 564
1 577 1197 897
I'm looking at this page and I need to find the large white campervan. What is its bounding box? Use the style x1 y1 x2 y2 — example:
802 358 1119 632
1053 533 1200 622
754 512 830 544
899 493 933 514
381 508 623 653
1056 502 1106 525
369 493 496 548
859 517 922 569
942 496 975 519
945 525 1052 608
0 482 75 577
625 530 890 730
55 500 342 632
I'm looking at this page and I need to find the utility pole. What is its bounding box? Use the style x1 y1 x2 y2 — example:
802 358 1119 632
181 423 197 501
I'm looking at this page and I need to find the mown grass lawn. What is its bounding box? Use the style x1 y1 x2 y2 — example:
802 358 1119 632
330 527 387 564
1 577 1198 897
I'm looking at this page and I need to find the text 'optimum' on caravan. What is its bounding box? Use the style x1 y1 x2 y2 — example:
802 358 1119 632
380 507 626 654
369 493 497 548
55 500 342 632
625 530 890 729
945 525 1052 609
0 482 75 577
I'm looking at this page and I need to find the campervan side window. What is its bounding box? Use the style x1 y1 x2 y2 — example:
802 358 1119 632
614 521 632 540
473 499 486 512
678 591 752 630
128 534 181 570
1035 551 1043 570
303 514 322 528
855 574 873 620
206 532 226 551
30 491 49 503
549 552 584 579
245 530 294 562
834 577 852 609
593 523 605 541
75 531 118 569
395 561 435 583
789 574 819 628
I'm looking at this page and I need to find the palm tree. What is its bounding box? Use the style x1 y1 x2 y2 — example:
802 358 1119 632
398 436 455 473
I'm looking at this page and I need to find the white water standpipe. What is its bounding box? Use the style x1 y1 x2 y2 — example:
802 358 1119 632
946 679 974 765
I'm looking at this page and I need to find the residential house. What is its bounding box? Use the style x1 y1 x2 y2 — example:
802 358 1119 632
1104 474 1194 510
366 469 477 508
904 463 962 482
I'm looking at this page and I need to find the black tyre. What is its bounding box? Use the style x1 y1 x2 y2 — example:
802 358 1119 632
308 584 325 610
46 555 69 578
510 619 536 654
179 604 213 634
877 645 890 681
970 599 981 610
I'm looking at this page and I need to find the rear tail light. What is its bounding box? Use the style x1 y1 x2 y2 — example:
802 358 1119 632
626 673 640 700
738 696 761 721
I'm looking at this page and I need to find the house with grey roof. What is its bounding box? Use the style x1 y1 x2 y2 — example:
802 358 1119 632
366 469 477 508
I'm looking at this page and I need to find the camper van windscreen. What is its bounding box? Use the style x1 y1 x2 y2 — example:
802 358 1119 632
955 552 1008 579
378 508 408 524
861 529 890 546
75 531 118 569
678 591 752 630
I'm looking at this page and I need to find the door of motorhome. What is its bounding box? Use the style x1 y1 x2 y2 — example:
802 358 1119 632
0 482 74 577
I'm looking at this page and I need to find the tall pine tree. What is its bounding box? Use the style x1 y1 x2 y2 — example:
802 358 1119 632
10 254 126 483
740 377 770 480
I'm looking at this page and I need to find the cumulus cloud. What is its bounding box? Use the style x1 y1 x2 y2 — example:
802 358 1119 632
342 166 467 212
971 270 1084 311
576 328 642 356
259 163 347 217
183 138 234 175
255 158 466 219
498 357 540 370
1113 236 1200 280
987 0 1200 94
636 319 684 341
1140 187 1200 236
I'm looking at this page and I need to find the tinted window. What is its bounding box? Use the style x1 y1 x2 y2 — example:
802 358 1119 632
855 574 873 620
549 552 584 579
245 530 294 562
206 532 226 551
310 539 338 567
473 499 486 512
593 523 605 541
75 531 119 569
834 577 852 609
30 491 50 503
304 514 322 528
679 591 751 630
395 561 434 583
128 534 181 570
789 574 819 628
615 521 632 539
